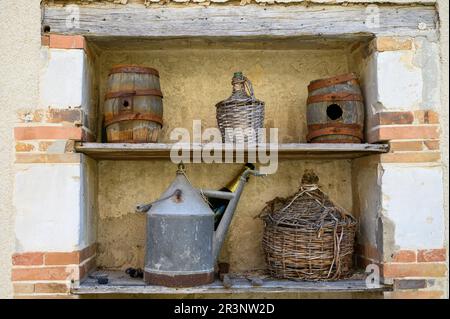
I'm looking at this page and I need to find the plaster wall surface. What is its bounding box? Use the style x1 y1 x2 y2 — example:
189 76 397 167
14 164 83 252
380 164 445 250
99 48 349 144
97 160 353 271
96 48 353 271
0 0 41 299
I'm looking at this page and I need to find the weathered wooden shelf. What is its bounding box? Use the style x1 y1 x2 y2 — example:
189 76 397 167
43 4 437 38
75 143 389 161
73 271 390 295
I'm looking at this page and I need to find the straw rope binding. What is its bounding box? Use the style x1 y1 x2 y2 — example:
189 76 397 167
261 172 357 281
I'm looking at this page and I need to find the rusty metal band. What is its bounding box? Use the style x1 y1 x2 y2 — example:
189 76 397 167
308 123 362 131
105 89 164 100
307 93 363 104
109 65 160 77
144 271 214 287
308 73 358 92
307 126 364 142
105 113 164 127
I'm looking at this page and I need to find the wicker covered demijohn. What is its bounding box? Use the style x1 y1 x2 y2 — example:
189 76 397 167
216 72 265 144
261 171 357 281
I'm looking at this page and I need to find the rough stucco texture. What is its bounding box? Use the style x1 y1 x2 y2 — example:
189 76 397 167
0 0 41 299
96 48 352 271
97 160 353 271
437 0 449 299
99 49 349 144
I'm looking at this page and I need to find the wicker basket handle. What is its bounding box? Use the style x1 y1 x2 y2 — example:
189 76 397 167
243 76 256 101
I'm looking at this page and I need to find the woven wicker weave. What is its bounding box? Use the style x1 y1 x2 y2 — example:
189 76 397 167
261 172 357 281
216 72 265 144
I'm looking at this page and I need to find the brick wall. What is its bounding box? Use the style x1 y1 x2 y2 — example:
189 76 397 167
12 34 98 298
353 36 447 299
12 245 96 298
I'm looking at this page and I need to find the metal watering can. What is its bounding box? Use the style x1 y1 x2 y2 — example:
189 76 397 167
136 164 263 287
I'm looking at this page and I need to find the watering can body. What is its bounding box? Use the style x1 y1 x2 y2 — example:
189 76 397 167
143 172 215 287
137 165 262 287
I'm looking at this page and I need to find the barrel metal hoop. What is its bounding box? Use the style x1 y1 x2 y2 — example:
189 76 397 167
307 93 363 104
308 73 358 92
307 126 363 142
109 65 160 77
105 89 164 100
105 112 164 127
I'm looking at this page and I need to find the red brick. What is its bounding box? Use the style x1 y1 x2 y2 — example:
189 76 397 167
374 37 413 52
12 267 75 281
13 283 35 294
417 249 447 263
414 110 440 125
368 125 440 143
383 263 447 278
389 141 424 152
12 253 44 266
424 140 440 151
380 152 441 163
385 291 444 299
14 126 82 141
79 244 97 263
49 35 85 50
15 153 81 164
46 109 82 124
41 35 50 47
376 112 414 125
392 250 417 263
45 252 80 265
79 257 96 280
34 283 69 294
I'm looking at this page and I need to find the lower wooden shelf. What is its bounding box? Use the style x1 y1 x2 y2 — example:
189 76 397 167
75 143 389 161
73 271 391 295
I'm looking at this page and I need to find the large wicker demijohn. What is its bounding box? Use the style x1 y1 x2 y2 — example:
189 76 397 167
104 65 163 143
216 72 265 144
306 73 365 143
261 171 357 281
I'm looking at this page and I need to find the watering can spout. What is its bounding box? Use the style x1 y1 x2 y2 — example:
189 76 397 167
211 168 265 262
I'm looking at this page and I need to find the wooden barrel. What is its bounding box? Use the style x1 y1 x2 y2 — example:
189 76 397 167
306 73 364 143
104 65 163 143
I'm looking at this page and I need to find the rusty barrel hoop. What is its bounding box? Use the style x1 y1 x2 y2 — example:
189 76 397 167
109 65 160 77
104 64 163 143
306 73 365 144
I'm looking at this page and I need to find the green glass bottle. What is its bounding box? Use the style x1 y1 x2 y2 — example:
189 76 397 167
208 163 255 230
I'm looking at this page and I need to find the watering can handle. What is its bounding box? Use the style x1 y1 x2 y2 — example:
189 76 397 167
135 189 182 214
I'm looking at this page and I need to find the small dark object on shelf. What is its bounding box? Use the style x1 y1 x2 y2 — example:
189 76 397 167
88 273 109 285
126 267 144 279
248 277 264 287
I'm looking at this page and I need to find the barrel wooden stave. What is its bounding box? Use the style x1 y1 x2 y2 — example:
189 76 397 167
306 74 364 144
104 65 163 143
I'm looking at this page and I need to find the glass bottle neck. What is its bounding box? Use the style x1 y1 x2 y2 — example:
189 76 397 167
225 166 253 192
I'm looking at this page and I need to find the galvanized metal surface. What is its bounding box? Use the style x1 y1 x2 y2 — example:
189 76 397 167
140 166 261 287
